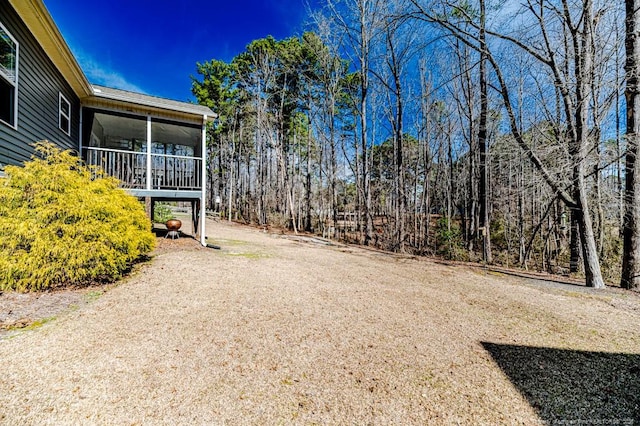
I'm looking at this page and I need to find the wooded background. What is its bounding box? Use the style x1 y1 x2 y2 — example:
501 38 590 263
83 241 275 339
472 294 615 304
191 0 640 290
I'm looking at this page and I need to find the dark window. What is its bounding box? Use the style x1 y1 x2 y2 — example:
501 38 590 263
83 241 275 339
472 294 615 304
0 77 13 124
0 23 17 127
59 93 71 135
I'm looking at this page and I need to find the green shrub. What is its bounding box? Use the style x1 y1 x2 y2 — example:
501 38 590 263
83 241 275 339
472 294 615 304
435 216 466 261
0 142 155 291
153 203 174 223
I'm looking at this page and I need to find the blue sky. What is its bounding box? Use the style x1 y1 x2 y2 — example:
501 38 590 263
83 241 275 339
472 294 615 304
43 0 320 102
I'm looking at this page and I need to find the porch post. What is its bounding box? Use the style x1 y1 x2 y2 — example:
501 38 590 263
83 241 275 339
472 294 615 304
200 115 207 246
146 114 152 190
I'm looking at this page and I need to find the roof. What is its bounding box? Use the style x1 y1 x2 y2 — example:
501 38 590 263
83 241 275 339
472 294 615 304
90 85 216 121
9 0 93 97
8 0 215 121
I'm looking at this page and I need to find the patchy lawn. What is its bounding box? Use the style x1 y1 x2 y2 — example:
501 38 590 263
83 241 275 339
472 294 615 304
1 220 639 424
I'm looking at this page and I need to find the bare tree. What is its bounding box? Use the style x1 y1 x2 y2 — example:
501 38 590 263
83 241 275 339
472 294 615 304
622 0 640 290
478 0 492 263
409 0 607 288
326 0 387 245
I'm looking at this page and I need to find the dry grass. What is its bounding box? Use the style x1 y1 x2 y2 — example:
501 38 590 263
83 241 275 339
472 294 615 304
0 220 639 425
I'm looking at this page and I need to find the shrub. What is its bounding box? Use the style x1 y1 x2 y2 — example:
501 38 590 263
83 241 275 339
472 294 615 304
434 216 466 261
0 142 155 291
153 203 174 223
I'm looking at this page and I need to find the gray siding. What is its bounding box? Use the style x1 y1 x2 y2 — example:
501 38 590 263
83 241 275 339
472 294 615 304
0 0 80 171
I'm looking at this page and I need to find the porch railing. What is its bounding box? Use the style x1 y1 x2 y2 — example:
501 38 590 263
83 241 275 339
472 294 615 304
85 147 202 190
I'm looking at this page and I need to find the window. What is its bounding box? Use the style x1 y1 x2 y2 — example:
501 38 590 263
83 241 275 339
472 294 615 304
59 93 71 135
0 22 17 127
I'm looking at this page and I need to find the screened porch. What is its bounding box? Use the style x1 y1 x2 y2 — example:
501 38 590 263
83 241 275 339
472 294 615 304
83 109 204 192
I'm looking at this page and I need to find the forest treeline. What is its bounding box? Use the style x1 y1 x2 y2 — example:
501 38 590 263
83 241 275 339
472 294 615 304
191 0 640 290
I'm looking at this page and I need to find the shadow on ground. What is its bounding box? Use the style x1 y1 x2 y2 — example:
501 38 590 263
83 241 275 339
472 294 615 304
481 342 640 424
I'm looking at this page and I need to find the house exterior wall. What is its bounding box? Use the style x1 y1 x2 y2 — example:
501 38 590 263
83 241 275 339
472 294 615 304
0 0 80 172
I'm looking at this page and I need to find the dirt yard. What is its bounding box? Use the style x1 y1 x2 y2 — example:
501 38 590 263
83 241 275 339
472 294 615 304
1 219 639 425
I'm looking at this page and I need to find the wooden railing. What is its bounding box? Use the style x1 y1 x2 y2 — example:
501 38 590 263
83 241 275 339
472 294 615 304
85 147 202 190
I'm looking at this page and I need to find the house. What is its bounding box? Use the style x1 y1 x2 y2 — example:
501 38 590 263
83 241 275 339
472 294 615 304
0 0 214 245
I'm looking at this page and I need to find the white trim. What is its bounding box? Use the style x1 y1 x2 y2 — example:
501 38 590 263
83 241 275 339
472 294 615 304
82 101 205 126
8 0 93 98
84 105 204 128
127 189 202 199
79 106 83 154
146 114 152 191
200 115 207 246
86 145 197 161
90 84 215 118
0 20 18 130
58 92 71 136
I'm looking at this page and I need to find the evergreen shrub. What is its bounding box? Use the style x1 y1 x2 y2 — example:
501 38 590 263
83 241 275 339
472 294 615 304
435 216 466 261
0 142 155 291
153 203 174 223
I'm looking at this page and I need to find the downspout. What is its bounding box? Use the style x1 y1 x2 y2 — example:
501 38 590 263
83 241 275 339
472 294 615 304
200 115 207 246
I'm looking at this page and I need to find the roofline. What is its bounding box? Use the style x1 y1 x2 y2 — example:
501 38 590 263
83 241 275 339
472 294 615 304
8 0 93 98
83 98 215 125
89 85 216 121
7 0 216 121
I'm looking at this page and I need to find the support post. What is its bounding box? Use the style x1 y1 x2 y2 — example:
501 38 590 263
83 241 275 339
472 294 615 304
145 197 152 219
146 115 152 190
191 200 198 235
200 115 207 246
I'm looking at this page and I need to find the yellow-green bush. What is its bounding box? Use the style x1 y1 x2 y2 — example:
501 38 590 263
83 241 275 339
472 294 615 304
0 142 155 291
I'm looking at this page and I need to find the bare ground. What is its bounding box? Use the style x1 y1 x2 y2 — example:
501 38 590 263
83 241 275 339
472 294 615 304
1 219 639 425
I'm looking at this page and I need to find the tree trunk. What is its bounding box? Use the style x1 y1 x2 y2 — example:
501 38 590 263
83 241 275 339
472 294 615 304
570 210 581 273
518 157 526 266
304 114 313 232
572 0 604 288
386 28 406 253
478 0 492 264
330 101 338 238
359 2 373 246
623 0 640 290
